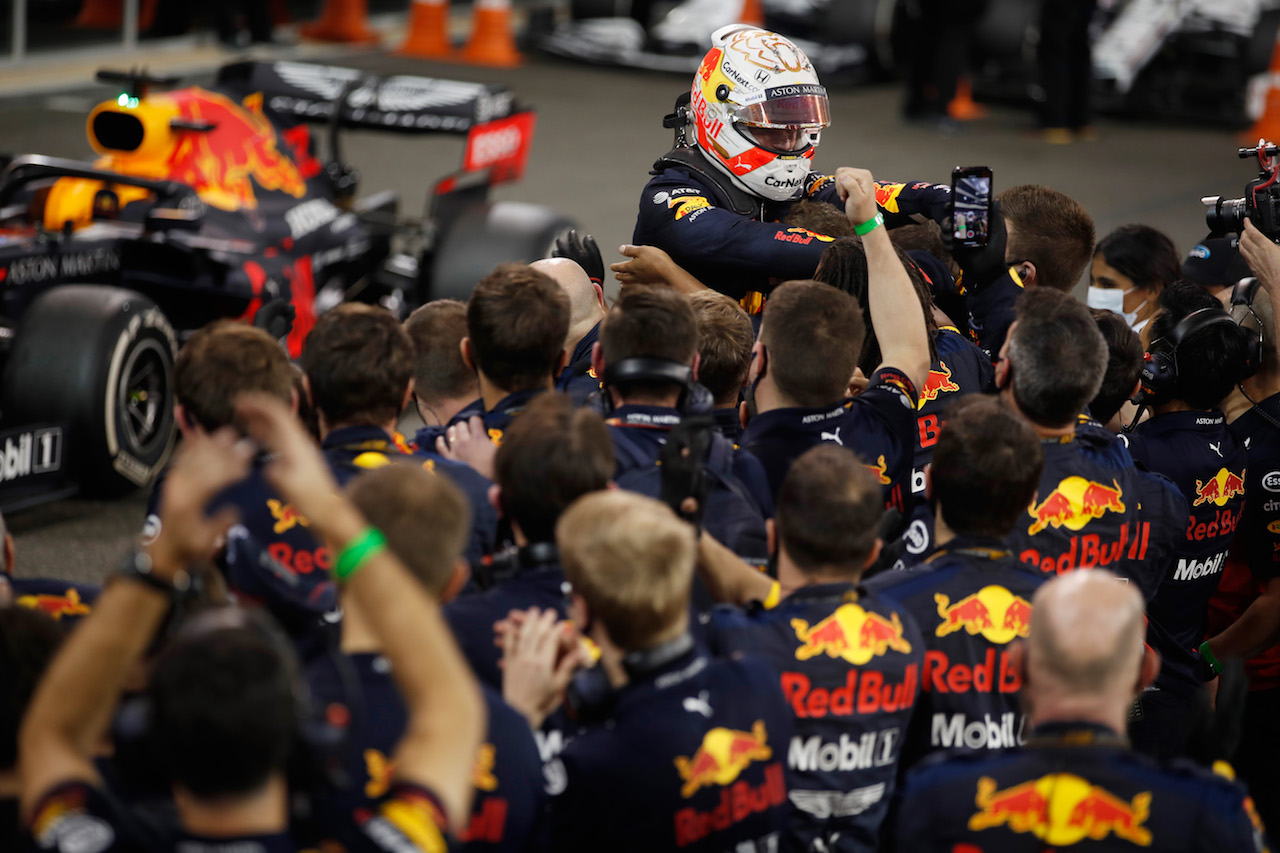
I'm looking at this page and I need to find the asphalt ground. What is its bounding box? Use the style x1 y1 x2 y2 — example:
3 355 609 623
0 45 1257 584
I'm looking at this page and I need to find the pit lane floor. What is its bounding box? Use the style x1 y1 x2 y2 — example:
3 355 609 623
1 46 1249 582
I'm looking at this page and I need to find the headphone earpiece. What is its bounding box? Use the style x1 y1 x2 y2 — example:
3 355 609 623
1231 276 1265 380
1136 306 1242 406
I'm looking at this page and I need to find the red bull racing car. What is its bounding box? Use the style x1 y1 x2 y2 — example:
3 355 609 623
0 61 574 510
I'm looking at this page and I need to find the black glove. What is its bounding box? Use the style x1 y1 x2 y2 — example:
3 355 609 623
252 298 296 343
659 416 715 532
551 229 605 285
942 199 1009 291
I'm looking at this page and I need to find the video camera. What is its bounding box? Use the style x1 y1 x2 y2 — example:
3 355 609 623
1204 140 1280 238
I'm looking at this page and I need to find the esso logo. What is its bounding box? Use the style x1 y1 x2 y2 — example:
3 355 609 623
1264 471 1280 493
471 126 523 167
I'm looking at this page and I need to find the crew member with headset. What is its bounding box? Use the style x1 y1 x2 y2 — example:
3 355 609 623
1121 281 1253 760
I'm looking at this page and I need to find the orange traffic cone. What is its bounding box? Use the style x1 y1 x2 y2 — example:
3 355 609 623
738 0 764 26
459 0 521 67
948 77 989 121
399 0 453 59
1249 29 1280 141
299 0 379 44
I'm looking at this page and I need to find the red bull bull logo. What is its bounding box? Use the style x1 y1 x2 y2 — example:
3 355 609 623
935 586 1033 643
968 774 1152 846
268 498 309 534
866 455 891 486
916 362 961 409
792 603 912 665
671 195 712 220
164 89 308 211
1026 477 1126 536
673 720 772 798
16 587 91 620
1193 467 1246 507
874 181 906 214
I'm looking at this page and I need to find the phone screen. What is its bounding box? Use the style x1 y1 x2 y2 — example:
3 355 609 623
951 167 992 248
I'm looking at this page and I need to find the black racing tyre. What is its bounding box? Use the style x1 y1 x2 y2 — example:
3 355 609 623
426 201 578 302
2 286 177 496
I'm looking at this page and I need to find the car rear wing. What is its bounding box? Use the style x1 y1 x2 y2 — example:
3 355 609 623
216 61 536 186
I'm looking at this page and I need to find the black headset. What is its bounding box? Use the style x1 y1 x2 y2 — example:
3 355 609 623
1230 276 1266 379
565 632 697 725
601 357 715 417
112 606 353 797
472 541 560 591
1137 306 1248 406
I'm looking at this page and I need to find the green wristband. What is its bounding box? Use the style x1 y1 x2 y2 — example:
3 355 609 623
1199 640 1222 676
334 527 387 581
854 213 884 236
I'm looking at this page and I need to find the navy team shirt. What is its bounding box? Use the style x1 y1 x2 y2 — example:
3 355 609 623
866 539 1047 766
556 322 603 407
306 652 544 853
895 722 1268 853
741 367 918 513
1125 411 1247 697
910 327 995 503
546 643 794 852
445 389 546 447
709 584 924 852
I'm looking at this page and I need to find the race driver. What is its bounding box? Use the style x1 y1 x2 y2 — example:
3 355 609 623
632 24 949 303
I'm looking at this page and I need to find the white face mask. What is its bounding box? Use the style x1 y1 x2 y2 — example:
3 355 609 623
1087 286 1148 331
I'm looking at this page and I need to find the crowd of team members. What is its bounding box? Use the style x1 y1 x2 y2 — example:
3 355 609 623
1 162 1280 853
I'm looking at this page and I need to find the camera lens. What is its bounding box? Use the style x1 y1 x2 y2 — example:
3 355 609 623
1206 196 1248 234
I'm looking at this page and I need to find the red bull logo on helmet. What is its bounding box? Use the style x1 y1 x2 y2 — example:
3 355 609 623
935 586 1033 644
916 362 961 409
1026 477 1126 536
968 774 1152 846
1193 467 1246 507
166 89 308 211
792 602 912 665
673 720 772 798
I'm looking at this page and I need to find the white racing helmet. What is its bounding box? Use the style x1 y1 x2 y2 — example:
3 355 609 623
690 25 831 202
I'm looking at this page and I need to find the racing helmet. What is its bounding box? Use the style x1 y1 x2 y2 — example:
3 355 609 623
690 25 830 203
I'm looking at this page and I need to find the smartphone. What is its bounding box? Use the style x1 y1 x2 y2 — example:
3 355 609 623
950 166 993 248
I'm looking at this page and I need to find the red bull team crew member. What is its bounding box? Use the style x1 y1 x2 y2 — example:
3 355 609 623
894 571 1268 853
437 264 570 450
308 464 544 853
505 490 794 852
144 321 337 651
708 445 924 852
631 25 951 303
995 289 1186 593
535 257 608 407
1121 281 1252 760
404 299 480 451
22 400 485 853
867 395 1047 765
740 167 929 513
1208 220 1280 832
689 290 756 443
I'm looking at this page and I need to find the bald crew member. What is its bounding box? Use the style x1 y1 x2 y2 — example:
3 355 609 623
894 571 1269 852
533 257 608 405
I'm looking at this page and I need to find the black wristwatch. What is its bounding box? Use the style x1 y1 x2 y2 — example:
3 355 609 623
118 548 190 595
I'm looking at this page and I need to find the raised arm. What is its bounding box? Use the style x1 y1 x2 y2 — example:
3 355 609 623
237 394 484 832
835 167 931 392
20 430 252 819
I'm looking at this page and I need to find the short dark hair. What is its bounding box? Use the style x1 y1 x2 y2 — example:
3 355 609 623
600 287 699 399
404 300 477 406
1090 309 1144 424
494 393 614 543
1007 289 1107 428
814 239 939 374
1147 281 1250 409
776 445 883 574
932 395 1043 539
1096 225 1180 295
0 607 63 768
176 321 292 431
148 612 296 797
467 264 570 392
346 464 471 598
1000 185 1096 292
689 291 755 408
784 199 854 239
759 280 863 407
301 304 415 427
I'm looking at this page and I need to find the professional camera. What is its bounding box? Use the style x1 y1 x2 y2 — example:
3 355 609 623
1204 140 1280 238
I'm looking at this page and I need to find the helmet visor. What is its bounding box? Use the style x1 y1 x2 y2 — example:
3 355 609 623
732 85 830 130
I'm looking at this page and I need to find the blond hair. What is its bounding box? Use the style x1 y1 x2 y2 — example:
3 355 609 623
556 491 695 650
